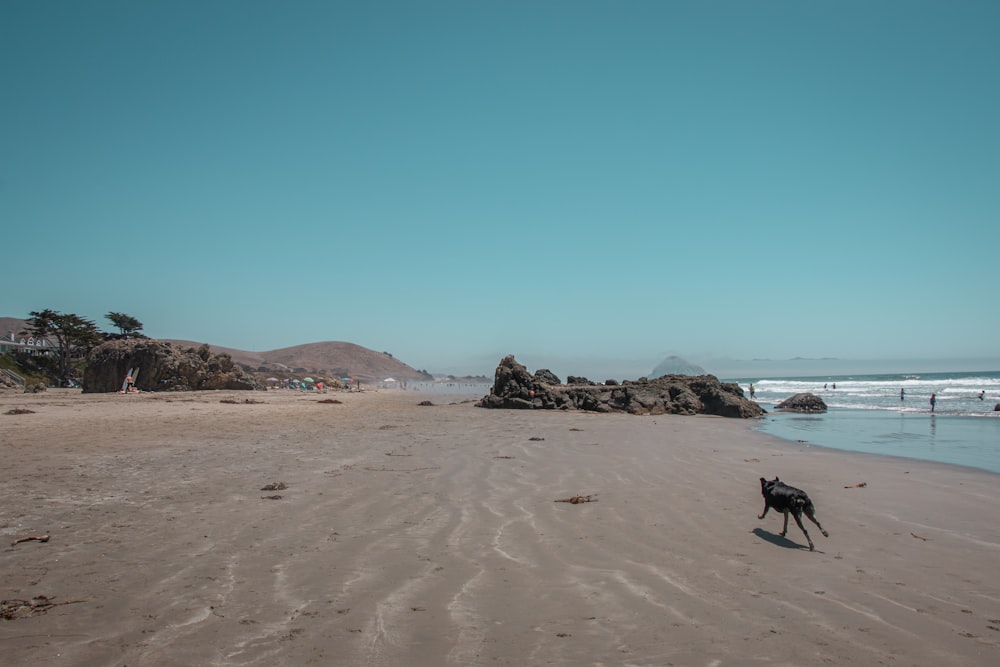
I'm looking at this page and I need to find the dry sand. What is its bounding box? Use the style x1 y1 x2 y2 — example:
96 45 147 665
2 388 999 666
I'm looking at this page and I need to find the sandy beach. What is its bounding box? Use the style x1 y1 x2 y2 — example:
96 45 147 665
2 388 999 666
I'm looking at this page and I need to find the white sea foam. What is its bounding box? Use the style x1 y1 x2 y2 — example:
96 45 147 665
744 370 1000 472
745 371 1000 416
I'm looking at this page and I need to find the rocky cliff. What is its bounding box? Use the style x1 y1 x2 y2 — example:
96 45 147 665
477 355 765 418
83 339 264 393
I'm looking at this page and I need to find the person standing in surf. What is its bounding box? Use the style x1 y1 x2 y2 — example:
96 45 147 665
930 393 936 413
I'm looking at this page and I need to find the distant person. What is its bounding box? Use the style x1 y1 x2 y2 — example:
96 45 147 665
125 374 134 393
930 393 936 413
749 383 756 399
979 390 986 401
824 383 828 390
832 383 836 390
900 388 905 401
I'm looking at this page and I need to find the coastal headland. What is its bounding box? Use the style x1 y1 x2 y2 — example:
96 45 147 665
2 388 998 665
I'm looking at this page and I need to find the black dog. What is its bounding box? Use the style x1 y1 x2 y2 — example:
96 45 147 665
758 477 829 551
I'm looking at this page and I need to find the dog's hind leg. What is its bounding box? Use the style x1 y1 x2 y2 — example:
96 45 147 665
805 510 829 538
780 511 790 537
790 512 816 551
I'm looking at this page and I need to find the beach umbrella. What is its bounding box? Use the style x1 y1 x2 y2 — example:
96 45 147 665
266 377 279 382
303 377 314 383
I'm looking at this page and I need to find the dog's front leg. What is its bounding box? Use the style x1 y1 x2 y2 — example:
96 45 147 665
758 502 770 520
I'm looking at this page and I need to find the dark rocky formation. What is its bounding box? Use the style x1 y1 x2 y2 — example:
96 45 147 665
774 392 828 413
533 368 561 385
83 339 264 393
477 355 765 418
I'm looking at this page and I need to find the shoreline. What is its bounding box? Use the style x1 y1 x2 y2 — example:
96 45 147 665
3 389 999 665
757 405 1000 475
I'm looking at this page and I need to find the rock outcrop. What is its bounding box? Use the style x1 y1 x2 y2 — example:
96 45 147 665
774 392 827 413
477 355 764 418
83 339 264 393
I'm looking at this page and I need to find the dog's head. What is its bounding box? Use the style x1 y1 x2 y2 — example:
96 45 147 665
760 476 779 495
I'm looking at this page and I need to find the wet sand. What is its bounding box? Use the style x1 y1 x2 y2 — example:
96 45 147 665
2 388 999 666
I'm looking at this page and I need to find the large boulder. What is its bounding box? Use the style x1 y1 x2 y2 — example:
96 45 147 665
774 392 827 413
533 368 562 385
477 355 764 418
475 354 537 409
83 339 264 393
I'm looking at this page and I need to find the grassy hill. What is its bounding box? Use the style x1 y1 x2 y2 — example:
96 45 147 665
3 317 432 382
165 339 432 382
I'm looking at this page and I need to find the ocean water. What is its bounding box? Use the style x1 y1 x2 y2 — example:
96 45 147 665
736 371 1000 474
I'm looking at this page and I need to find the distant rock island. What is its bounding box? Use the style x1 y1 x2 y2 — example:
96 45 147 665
478 355 764 418
649 355 706 377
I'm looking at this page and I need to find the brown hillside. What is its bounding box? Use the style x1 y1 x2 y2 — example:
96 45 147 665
1 317 30 336
4 315 430 381
165 340 430 382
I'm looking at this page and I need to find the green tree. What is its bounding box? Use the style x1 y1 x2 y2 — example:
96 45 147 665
106 311 144 337
23 309 103 384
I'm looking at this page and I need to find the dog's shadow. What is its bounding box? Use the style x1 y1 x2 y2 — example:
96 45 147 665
752 527 815 551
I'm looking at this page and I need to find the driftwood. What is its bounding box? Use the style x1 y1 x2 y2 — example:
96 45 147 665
911 532 930 541
844 482 867 488
11 535 49 547
260 482 287 491
1 595 83 620
261 494 283 500
554 495 598 504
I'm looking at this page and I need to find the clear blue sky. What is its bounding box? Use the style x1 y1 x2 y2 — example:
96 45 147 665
3 1 998 379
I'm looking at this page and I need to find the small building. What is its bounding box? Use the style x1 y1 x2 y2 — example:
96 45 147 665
0 331 59 356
